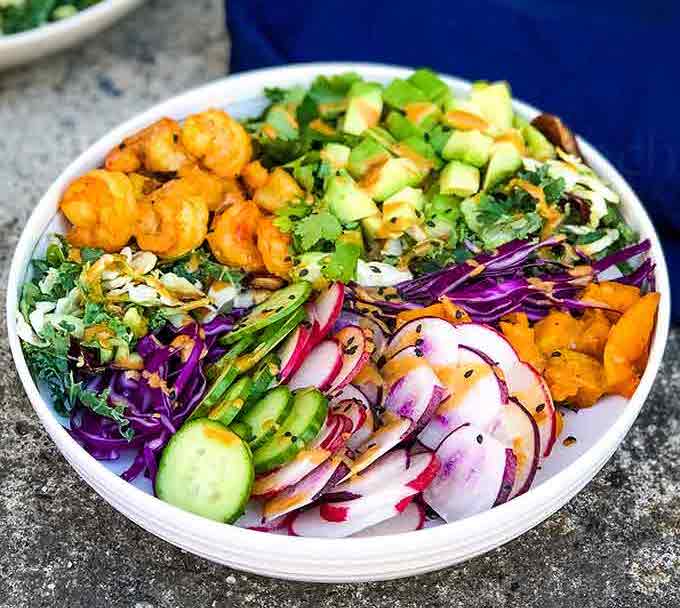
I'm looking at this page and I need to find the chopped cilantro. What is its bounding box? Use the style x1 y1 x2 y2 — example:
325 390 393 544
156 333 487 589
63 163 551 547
322 241 361 282
273 202 313 233
294 211 343 251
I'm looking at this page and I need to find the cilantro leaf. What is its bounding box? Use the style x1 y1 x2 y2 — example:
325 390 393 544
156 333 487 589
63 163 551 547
294 211 342 251
322 241 361 282
273 202 313 233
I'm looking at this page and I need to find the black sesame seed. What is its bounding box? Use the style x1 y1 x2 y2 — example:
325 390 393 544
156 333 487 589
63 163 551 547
385 293 398 300
299 269 309 277
345 345 359 356
377 287 385 295
415 210 422 217
415 338 424 347
563 435 577 447
118 142 126 150
377 355 387 367
343 404 352 413
426 220 435 227
301 320 311 329
503 484 512 491
173 133 179 143
536 403 545 413
415 348 423 357
367 443 377 449
455 310 464 320
416 324 422 333
284 256 292 262
284 431 292 437
275 306 284 313
464 369 474 378
288 294 296 300
370 265 381 273
551 351 562 358
390 217 398 224
346 336 355 346
291 436 298 443
476 434 483 444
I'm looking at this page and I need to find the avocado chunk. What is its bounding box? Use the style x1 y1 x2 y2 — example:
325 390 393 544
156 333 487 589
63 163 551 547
360 157 423 202
383 78 428 109
361 213 384 241
392 136 442 171
343 82 383 136
386 111 423 140
403 102 441 131
264 104 299 140
521 123 555 161
483 142 522 190
385 186 426 211
407 68 448 102
365 125 396 148
382 200 419 234
469 82 514 132
347 138 391 178
321 143 351 170
440 161 480 197
325 170 379 223
442 129 494 167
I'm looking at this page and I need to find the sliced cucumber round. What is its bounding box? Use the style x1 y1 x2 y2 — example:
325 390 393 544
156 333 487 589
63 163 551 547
208 376 253 427
236 385 293 451
155 419 254 523
220 282 311 345
188 362 239 422
252 387 328 474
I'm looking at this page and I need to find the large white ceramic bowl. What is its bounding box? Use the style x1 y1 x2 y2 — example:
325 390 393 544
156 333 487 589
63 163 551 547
6 63 671 582
0 0 143 71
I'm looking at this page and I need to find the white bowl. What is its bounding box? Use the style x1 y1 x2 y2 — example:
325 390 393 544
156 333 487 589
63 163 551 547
0 0 143 71
6 63 671 582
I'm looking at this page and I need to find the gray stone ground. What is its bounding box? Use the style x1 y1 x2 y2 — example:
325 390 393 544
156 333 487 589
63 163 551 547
0 1 678 606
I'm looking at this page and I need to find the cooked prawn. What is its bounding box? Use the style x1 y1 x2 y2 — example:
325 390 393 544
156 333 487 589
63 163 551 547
60 169 137 252
242 160 269 192
178 164 244 212
604 292 660 398
207 200 265 272
181 109 252 178
253 167 304 213
256 216 293 278
135 178 209 259
105 118 192 174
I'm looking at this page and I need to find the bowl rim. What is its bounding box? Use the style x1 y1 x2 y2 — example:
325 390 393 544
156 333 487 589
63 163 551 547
5 62 671 578
0 0 141 47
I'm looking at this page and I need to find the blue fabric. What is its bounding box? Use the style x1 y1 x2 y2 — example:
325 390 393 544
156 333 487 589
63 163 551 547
227 0 678 318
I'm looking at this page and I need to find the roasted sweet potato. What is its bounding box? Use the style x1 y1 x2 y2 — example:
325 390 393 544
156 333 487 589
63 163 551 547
544 349 605 408
500 312 546 372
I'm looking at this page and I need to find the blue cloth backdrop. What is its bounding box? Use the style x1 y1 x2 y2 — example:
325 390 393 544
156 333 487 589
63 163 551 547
227 0 678 319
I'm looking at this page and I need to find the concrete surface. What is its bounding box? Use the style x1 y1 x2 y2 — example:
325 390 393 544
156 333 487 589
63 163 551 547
0 1 678 606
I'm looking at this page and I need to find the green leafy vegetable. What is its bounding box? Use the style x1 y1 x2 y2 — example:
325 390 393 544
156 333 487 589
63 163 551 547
322 241 361 282
294 211 342 251
273 202 313 233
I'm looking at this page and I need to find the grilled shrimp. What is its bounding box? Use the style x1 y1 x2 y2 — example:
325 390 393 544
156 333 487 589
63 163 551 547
253 167 304 213
105 118 192 174
181 109 252 178
207 200 265 272
177 164 244 212
60 169 138 252
256 216 293 278
135 178 209 259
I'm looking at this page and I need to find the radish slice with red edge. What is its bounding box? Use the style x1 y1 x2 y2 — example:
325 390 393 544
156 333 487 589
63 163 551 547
334 310 387 361
418 346 507 450
234 500 291 533
504 360 556 458
327 325 372 392
423 423 515 523
304 303 322 345
454 323 520 376
276 323 313 383
264 451 348 522
330 384 369 408
352 501 425 537
331 399 367 436
385 317 460 367
287 339 342 391
312 282 344 342
494 398 540 499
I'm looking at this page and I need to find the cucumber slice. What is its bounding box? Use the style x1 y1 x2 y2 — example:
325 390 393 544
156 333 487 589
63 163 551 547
234 306 306 374
220 282 311 345
189 362 239 422
208 376 253 427
230 421 251 441
242 354 280 413
206 334 256 382
237 386 293 450
252 388 328 474
155 419 254 523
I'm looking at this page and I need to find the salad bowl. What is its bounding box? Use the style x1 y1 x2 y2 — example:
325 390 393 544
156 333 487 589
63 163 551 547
6 63 670 582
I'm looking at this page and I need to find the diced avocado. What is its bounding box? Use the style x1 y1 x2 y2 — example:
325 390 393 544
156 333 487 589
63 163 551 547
428 125 452 154
386 111 423 140
321 143 351 170
325 170 379 223
447 98 485 118
365 125 396 148
469 82 514 132
427 192 461 222
265 104 299 140
360 157 423 202
407 69 448 102
483 142 522 190
347 138 391 178
385 186 426 211
382 200 419 234
440 161 480 197
339 229 365 252
361 213 384 241
393 136 442 171
343 82 383 135
404 102 441 131
521 123 556 161
383 78 428 109
442 129 494 167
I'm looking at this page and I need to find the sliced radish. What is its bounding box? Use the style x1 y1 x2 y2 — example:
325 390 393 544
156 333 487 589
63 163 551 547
504 360 556 458
418 346 507 450
338 416 411 482
330 384 369 408
234 500 290 532
312 282 344 342
494 449 518 507
454 323 520 376
330 399 367 435
423 424 515 523
493 398 540 499
351 361 382 406
263 452 348 522
381 345 428 388
334 310 387 361
385 317 460 367
287 339 342 391
383 364 447 438
277 323 313 383
327 325 372 392
304 303 322 345
352 501 425 537
348 407 374 451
